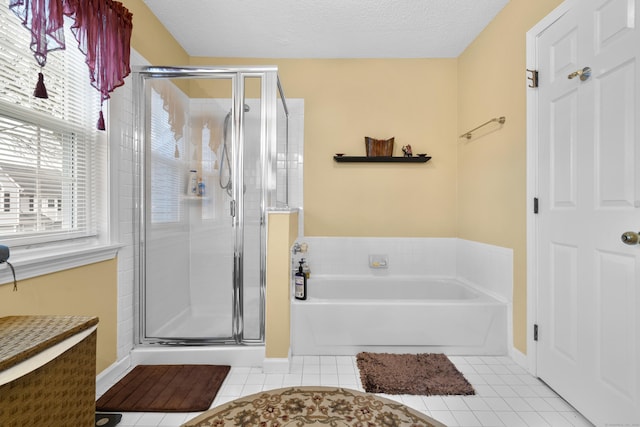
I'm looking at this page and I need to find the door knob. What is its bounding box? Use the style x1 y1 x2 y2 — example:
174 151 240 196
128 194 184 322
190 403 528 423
568 66 591 81
621 231 640 245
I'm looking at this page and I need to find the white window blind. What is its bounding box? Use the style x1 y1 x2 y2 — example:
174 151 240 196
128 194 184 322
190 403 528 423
0 0 100 246
150 86 185 224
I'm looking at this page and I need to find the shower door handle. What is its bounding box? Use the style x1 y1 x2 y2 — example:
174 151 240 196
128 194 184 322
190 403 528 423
230 200 236 217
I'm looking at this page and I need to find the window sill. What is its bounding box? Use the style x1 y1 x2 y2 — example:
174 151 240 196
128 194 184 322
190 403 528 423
0 242 122 287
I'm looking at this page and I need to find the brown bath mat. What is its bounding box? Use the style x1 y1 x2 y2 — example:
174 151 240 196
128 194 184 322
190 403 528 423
356 352 475 395
96 365 230 412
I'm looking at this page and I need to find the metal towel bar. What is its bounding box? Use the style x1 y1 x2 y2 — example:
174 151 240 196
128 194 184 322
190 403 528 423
459 116 506 139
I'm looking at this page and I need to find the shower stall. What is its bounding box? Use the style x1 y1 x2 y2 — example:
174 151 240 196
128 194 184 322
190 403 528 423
133 66 289 347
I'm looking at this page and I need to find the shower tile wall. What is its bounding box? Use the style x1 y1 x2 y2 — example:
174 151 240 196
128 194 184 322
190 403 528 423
188 98 235 325
109 50 147 359
277 99 305 212
285 99 304 233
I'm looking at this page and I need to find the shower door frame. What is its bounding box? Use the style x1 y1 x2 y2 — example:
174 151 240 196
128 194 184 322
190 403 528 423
133 66 281 346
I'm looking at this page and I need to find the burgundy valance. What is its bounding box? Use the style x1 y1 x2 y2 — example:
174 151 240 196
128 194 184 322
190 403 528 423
9 0 133 130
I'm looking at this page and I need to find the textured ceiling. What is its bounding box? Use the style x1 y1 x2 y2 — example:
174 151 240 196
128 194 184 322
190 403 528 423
143 0 510 58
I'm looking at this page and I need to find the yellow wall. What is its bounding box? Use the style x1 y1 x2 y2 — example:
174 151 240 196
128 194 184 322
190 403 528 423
457 0 563 353
265 211 299 358
190 57 459 237
122 0 189 66
122 0 190 92
0 259 118 373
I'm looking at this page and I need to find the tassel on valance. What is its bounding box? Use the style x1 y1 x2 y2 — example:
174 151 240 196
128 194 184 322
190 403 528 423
9 0 132 130
34 71 47 98
9 0 66 98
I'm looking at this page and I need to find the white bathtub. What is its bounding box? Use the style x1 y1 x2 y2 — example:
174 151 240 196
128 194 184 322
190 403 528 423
291 276 507 355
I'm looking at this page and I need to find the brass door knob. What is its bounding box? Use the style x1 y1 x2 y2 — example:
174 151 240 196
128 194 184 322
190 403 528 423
621 231 640 245
568 67 592 81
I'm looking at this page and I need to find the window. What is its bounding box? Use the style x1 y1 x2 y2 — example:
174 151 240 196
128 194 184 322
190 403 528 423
0 1 101 246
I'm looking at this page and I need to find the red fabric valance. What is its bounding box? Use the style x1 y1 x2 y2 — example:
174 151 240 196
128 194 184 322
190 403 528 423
9 0 133 130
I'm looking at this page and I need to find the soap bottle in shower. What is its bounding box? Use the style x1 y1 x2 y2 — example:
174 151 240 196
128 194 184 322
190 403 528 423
187 170 198 196
294 259 307 300
197 178 206 197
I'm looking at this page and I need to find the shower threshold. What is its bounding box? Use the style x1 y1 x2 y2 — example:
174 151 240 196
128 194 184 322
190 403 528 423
130 345 265 367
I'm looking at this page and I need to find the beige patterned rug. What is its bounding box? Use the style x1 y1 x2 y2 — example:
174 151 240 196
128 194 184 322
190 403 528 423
182 386 447 427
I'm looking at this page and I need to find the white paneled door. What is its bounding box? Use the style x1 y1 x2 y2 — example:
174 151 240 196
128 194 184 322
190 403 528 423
534 0 640 425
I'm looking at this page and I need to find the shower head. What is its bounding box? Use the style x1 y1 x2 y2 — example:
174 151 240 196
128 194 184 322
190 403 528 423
225 104 250 118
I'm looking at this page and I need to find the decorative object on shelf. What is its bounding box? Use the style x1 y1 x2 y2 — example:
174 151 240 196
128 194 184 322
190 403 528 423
417 153 427 157
333 155 430 163
459 116 506 139
335 153 344 157
402 144 413 157
365 136 394 156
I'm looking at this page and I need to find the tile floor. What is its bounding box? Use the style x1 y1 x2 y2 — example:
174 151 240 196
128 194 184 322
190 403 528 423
97 355 594 427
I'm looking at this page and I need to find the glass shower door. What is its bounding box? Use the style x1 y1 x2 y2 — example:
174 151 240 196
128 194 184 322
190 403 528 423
141 75 236 343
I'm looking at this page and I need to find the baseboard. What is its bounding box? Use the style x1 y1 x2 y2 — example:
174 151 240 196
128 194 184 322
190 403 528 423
510 347 529 372
263 356 290 374
95 355 131 396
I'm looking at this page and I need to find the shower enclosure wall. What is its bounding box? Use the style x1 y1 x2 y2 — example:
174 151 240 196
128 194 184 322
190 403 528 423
133 66 289 346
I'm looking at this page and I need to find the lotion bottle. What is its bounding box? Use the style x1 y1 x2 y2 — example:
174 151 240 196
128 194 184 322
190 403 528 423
294 259 307 300
187 170 198 196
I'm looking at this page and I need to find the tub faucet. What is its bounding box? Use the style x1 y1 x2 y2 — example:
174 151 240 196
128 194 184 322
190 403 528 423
292 242 308 254
369 254 389 269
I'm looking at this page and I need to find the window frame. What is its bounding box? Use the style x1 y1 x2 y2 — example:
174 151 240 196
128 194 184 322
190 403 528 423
0 0 119 285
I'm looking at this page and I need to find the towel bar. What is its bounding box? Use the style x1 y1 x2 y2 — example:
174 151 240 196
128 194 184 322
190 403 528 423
460 116 506 139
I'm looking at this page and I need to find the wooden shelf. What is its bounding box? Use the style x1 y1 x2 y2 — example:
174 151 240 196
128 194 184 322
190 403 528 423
333 155 431 163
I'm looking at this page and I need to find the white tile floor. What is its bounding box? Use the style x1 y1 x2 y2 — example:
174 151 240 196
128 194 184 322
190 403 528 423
97 355 594 427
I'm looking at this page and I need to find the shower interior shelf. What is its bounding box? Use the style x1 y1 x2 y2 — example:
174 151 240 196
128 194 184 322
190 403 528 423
333 155 431 163
182 196 211 201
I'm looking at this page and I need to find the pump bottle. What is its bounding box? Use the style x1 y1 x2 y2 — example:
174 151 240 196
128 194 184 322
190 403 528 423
294 259 307 300
187 170 198 195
